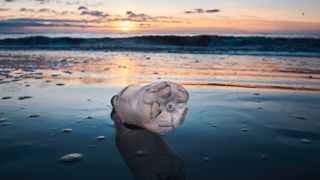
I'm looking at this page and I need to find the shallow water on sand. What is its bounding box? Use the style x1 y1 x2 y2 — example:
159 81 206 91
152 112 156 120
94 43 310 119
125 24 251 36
1 51 320 91
0 51 320 179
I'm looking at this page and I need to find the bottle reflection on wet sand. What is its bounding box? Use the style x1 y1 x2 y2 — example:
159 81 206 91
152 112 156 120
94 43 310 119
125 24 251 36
111 110 186 180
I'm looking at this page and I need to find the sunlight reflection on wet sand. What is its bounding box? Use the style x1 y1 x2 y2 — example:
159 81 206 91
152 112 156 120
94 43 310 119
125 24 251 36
0 51 320 92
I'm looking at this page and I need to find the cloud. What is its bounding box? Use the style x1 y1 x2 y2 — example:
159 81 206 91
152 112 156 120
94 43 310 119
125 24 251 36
20 8 35 13
206 9 220 13
2 0 59 3
66 1 103 7
35 0 50 4
184 11 193 14
19 8 76 16
184 8 220 14
66 1 80 5
0 8 10 11
194 9 204 13
80 10 109 17
0 18 110 33
118 11 182 23
78 6 88 10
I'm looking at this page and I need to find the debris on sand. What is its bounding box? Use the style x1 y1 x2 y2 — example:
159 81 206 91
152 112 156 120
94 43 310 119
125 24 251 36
56 83 65 86
60 153 83 163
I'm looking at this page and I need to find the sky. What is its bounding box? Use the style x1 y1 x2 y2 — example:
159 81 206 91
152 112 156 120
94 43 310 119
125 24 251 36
0 0 319 34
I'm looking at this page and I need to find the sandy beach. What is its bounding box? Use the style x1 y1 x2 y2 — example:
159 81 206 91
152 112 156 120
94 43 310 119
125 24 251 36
1 50 320 179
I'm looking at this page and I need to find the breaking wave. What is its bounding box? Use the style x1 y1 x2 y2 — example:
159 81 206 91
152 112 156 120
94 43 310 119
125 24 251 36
0 35 319 56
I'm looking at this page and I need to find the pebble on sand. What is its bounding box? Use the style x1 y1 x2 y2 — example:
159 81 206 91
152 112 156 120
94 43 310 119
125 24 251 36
0 122 12 126
51 74 60 77
18 96 32 100
28 114 40 118
135 150 146 156
63 71 73 74
60 153 83 163
95 136 105 140
61 128 73 133
259 154 268 160
300 138 312 144
293 114 308 120
56 83 65 86
241 128 249 132
0 118 9 123
2 96 12 100
86 116 94 119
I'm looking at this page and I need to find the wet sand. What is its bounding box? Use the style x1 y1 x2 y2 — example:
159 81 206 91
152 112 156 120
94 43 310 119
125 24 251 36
0 51 320 179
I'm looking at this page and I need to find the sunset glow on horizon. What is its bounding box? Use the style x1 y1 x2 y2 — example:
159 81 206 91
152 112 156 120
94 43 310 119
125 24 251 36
0 0 319 35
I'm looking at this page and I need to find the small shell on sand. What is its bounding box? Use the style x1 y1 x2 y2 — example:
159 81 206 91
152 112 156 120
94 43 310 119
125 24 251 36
259 154 268 160
95 136 105 140
28 114 40 118
202 157 211 161
61 128 72 133
60 153 83 163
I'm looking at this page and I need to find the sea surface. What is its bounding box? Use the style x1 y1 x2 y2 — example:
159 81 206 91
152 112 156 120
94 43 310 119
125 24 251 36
0 34 320 179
